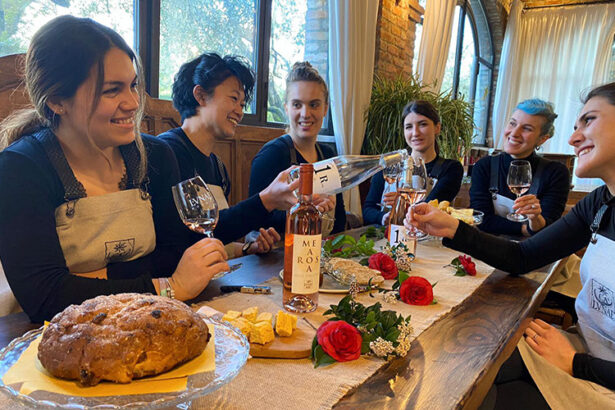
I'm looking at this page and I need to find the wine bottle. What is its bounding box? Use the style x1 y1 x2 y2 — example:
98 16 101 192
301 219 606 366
283 163 322 313
387 157 428 256
289 149 408 195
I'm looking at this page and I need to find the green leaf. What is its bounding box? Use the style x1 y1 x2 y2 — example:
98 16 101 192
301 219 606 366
386 328 400 343
313 345 337 368
359 257 369 266
398 270 409 286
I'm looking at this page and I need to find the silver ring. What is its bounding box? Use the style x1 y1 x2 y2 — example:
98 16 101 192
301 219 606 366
531 204 536 209
533 334 538 341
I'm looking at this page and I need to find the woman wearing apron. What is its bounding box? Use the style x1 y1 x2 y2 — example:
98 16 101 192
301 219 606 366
159 53 300 257
248 62 343 237
363 100 464 226
470 99 570 237
406 82 615 409
0 16 229 322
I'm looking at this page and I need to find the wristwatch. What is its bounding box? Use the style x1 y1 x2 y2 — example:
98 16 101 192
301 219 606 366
242 241 255 256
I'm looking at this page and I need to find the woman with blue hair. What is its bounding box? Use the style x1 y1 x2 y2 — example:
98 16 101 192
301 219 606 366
470 99 570 236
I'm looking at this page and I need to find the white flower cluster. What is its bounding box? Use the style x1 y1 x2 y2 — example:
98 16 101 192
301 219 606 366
369 337 395 358
395 320 414 357
382 291 398 304
382 243 413 271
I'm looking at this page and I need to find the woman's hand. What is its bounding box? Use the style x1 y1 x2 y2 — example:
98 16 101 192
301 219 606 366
259 166 300 212
313 194 335 213
247 227 281 254
524 319 576 375
169 238 229 301
513 194 546 234
404 202 459 239
382 191 397 207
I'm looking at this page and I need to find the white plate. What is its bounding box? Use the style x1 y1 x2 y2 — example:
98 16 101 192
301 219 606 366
279 270 349 294
0 317 249 409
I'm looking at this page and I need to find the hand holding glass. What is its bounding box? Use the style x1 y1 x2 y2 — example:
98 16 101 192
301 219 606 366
380 163 401 210
399 157 428 237
172 176 242 279
506 160 532 222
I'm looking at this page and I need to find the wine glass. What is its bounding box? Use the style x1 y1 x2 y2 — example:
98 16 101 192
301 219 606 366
397 157 428 238
172 176 242 279
380 163 401 211
506 160 532 222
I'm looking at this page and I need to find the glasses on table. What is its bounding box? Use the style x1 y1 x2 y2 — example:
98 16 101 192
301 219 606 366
379 163 402 211
506 160 532 222
172 176 242 279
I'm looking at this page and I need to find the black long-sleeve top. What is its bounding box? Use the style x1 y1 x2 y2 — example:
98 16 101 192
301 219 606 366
0 132 190 322
469 152 570 236
158 128 270 244
363 156 464 225
444 185 615 389
248 135 346 235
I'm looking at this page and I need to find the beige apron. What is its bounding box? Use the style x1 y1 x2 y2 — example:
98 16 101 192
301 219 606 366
55 189 156 273
519 330 615 409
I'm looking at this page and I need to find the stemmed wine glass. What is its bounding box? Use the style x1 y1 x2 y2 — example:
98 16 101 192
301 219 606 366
406 157 428 237
506 160 532 222
380 163 401 211
172 176 242 279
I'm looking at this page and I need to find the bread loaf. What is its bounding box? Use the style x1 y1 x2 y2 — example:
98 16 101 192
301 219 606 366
37 293 210 386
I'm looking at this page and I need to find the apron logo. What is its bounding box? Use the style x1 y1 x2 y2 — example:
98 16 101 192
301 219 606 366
590 278 615 321
105 239 135 262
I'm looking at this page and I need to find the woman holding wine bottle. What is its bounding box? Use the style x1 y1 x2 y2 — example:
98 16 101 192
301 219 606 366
363 100 464 226
249 62 345 236
406 82 615 409
0 16 230 322
469 99 570 237
159 53 300 256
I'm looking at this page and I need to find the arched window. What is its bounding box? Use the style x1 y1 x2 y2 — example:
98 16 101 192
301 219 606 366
442 0 494 145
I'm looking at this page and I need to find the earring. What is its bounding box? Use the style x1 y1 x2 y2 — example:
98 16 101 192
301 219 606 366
56 108 64 114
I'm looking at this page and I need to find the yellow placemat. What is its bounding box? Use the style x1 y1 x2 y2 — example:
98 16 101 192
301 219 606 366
2 323 215 397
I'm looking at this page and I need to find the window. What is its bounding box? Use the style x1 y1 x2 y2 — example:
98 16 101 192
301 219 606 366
411 0 426 74
0 0 134 55
156 0 330 130
610 35 615 80
441 0 494 145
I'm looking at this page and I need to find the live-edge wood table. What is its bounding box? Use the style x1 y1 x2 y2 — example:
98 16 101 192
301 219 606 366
0 230 566 409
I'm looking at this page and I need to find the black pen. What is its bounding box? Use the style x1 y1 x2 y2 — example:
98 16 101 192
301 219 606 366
220 285 272 294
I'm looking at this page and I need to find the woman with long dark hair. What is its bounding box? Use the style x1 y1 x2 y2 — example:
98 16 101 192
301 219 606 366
0 16 228 322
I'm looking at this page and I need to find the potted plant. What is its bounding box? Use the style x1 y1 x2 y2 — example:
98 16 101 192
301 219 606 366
361 75 474 161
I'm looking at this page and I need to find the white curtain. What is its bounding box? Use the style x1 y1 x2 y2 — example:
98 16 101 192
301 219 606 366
492 0 615 156
416 0 456 91
328 0 379 217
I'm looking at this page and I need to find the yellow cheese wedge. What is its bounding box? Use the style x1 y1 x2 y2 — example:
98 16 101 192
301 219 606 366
249 321 275 345
230 317 254 338
275 310 296 337
242 306 259 322
438 200 450 210
428 199 439 208
256 312 273 325
221 310 241 322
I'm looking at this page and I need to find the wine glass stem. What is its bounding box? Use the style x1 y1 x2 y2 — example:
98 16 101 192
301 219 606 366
204 231 214 239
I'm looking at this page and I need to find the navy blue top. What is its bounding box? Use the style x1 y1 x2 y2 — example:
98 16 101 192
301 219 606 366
363 156 464 225
248 135 346 235
159 127 270 244
0 131 189 322
469 152 570 236
444 185 615 389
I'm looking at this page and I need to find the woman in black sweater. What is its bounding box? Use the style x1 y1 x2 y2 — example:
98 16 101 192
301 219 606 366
407 83 615 409
470 99 570 237
363 100 463 226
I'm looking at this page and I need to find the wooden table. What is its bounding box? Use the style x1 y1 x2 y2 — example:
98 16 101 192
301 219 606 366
0 234 565 409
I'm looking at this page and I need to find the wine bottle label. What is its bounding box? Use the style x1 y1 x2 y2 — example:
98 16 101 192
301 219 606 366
291 234 322 294
312 159 342 194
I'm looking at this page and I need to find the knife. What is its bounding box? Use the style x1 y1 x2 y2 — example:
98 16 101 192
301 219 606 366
220 285 272 294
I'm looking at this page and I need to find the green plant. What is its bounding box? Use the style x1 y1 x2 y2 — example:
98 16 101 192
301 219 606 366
362 75 475 161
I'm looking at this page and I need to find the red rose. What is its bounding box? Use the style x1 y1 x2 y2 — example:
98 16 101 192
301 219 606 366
368 252 399 280
316 320 362 362
399 276 434 305
459 255 476 276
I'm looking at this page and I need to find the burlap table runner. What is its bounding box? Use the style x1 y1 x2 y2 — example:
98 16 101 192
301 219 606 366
191 238 494 409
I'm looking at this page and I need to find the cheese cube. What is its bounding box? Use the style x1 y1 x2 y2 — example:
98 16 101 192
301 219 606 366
221 310 241 322
275 310 296 337
249 321 275 345
230 317 253 338
428 199 439 208
242 306 259 322
256 312 273 325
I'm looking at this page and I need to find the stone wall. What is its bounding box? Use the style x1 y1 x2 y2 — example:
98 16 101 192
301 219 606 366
304 0 329 81
373 0 424 79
